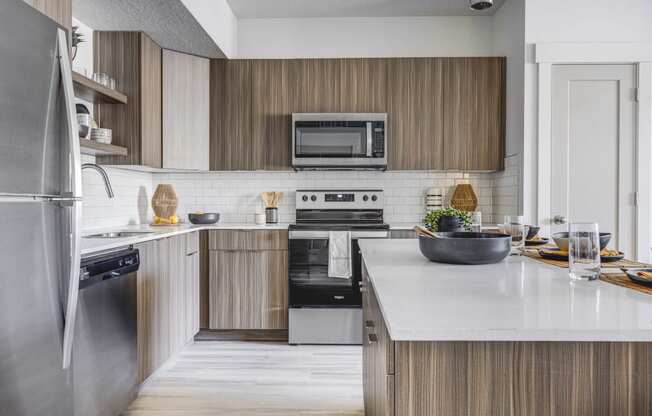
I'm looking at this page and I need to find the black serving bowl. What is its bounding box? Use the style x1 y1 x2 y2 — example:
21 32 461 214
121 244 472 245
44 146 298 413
418 232 512 265
188 212 220 225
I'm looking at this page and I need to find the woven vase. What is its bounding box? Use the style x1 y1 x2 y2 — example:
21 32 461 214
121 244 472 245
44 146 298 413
151 184 178 218
450 184 478 212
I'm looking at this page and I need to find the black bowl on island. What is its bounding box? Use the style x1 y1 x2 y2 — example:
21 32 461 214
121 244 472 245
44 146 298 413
188 212 220 225
418 232 512 265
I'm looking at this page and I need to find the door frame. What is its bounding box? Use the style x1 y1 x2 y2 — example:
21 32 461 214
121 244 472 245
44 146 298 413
535 42 652 261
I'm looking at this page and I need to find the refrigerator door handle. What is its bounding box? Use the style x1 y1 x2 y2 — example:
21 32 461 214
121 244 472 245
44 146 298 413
57 28 83 370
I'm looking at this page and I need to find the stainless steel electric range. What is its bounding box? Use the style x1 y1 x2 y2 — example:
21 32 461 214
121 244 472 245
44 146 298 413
288 189 389 345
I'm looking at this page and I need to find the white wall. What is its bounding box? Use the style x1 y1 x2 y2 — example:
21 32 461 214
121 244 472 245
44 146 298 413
237 16 495 58
522 0 652 223
180 0 237 58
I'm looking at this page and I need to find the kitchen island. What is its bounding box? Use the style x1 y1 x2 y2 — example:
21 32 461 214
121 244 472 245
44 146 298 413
359 239 652 416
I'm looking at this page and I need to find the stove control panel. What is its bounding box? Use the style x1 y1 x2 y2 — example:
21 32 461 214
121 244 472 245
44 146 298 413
296 190 384 210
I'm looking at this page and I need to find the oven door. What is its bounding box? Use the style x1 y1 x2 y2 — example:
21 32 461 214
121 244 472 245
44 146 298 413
288 229 388 307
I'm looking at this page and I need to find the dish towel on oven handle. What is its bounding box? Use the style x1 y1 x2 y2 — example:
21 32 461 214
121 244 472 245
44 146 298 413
328 230 352 279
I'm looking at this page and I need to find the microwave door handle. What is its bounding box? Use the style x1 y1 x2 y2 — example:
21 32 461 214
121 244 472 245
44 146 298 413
366 122 372 157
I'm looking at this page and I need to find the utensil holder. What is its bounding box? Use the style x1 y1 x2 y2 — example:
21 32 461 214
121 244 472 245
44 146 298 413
265 207 278 224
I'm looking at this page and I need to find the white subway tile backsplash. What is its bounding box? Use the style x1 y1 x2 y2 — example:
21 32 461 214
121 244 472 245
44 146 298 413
81 156 521 230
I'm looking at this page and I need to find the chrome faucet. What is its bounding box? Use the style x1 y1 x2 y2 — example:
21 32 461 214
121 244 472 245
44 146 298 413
82 163 115 198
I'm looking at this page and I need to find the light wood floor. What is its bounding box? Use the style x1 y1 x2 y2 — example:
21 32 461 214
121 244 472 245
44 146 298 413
124 341 364 416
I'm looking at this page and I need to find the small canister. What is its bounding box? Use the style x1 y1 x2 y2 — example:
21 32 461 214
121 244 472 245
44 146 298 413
265 207 278 224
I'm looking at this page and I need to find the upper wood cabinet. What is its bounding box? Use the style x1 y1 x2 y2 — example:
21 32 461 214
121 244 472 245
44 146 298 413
162 49 210 170
387 58 444 170
339 58 387 113
94 32 162 167
443 57 506 171
24 0 71 32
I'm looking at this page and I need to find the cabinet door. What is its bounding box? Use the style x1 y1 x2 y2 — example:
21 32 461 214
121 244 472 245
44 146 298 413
185 251 200 340
251 60 292 170
136 239 169 382
290 59 341 113
339 58 387 113
211 60 253 170
209 250 255 329
162 50 210 170
443 58 505 171
255 251 289 329
26 0 71 32
387 58 444 170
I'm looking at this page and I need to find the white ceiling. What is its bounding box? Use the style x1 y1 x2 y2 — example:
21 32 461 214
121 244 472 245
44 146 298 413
226 0 506 18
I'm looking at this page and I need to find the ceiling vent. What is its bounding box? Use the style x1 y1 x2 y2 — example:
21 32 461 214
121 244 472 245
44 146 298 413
469 0 494 11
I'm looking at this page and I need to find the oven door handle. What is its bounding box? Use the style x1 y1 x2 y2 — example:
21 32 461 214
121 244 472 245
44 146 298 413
289 230 388 239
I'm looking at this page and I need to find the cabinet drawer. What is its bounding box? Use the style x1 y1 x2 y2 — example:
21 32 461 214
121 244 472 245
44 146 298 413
208 229 288 251
185 231 199 255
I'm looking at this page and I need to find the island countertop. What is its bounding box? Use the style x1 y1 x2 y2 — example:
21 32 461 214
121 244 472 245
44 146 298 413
359 239 652 342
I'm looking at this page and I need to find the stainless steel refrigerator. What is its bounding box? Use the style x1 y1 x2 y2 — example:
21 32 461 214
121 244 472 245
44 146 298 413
0 1 83 415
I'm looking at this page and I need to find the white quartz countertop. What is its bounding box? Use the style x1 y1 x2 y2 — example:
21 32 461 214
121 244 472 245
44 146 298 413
359 239 652 342
81 223 291 256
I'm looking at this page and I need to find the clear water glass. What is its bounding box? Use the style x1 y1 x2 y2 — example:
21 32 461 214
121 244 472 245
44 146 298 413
568 222 601 281
470 211 482 232
504 215 528 253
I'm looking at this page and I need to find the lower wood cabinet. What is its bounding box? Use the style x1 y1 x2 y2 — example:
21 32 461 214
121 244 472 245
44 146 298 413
135 231 200 382
208 230 288 330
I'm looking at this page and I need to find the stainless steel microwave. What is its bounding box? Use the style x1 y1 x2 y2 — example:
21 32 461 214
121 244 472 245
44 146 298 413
292 113 387 170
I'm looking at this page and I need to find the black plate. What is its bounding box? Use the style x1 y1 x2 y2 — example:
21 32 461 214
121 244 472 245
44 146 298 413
623 268 652 287
525 238 549 247
538 250 568 261
601 252 625 263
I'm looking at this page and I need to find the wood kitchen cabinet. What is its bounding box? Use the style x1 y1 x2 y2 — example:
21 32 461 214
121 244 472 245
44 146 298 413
387 58 444 170
162 49 210 170
94 32 162 167
23 0 71 32
339 58 387 113
135 232 200 382
443 57 506 171
207 230 289 330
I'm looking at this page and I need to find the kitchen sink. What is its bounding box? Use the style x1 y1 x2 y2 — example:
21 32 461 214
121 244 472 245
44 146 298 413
84 231 156 239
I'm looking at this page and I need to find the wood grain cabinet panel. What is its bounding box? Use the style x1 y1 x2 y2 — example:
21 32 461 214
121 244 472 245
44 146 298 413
162 49 210 170
136 233 200 383
339 58 387 113
25 0 71 32
387 58 444 170
443 57 506 171
210 59 253 170
289 59 341 113
251 60 292 170
208 229 288 251
94 32 162 167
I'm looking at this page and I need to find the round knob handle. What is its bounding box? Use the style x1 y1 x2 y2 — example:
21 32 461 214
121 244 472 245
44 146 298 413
363 195 369 202
302 195 308 202
371 195 378 202
553 215 566 225
310 195 317 202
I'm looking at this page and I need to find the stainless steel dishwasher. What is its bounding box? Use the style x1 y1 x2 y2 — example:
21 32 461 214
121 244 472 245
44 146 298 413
73 248 139 416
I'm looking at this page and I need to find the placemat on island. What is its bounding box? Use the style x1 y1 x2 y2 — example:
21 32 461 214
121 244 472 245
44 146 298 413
599 273 652 296
521 250 650 269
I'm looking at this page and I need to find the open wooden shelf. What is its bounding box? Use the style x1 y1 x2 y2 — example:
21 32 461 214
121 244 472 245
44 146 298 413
79 139 128 157
72 72 128 104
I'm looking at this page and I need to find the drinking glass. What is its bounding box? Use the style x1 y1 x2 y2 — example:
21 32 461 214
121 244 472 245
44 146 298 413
470 211 482 232
568 222 601 281
504 215 528 253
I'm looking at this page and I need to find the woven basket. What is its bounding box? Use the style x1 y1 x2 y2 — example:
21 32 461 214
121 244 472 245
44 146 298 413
151 184 178 218
450 184 478 212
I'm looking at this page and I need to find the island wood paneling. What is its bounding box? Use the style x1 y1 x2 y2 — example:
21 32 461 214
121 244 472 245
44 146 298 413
386 58 444 170
251 60 292 170
26 0 71 32
443 57 505 171
162 49 210 170
94 32 162 167
392 340 652 416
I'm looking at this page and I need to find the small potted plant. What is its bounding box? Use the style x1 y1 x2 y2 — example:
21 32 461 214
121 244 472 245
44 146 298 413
71 26 84 61
424 207 472 232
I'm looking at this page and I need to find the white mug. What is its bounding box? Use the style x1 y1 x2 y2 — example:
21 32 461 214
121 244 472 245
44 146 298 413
255 213 266 225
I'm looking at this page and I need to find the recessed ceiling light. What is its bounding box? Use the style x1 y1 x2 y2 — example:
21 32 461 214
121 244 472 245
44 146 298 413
469 0 494 11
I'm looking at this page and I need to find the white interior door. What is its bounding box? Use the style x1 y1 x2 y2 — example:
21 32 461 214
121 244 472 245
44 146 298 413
549 64 637 255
